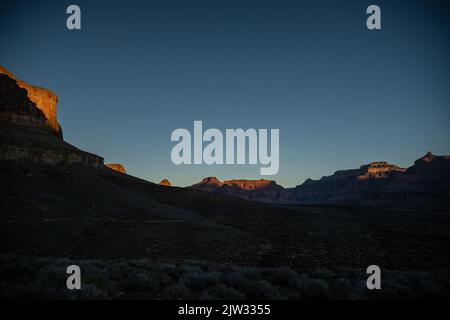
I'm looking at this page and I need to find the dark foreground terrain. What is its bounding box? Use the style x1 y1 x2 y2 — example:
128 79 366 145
1 160 450 299
2 255 449 300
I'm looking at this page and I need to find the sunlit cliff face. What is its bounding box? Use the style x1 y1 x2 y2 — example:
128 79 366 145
159 179 172 187
105 163 127 174
356 162 406 181
0 66 62 137
223 179 277 190
197 177 278 190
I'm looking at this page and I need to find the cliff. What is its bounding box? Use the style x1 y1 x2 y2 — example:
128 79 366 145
223 179 279 190
291 154 450 203
291 161 406 203
190 155 450 204
0 66 62 137
191 177 286 202
0 66 103 167
190 162 410 203
192 177 223 191
106 163 127 174
159 179 172 187
357 162 406 180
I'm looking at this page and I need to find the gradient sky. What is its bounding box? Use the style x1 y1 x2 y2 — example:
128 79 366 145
1 0 449 187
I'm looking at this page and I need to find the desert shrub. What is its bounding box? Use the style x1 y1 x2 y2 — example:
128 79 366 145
180 264 204 275
108 261 131 281
78 284 108 300
241 266 265 280
0 256 38 282
118 269 158 293
238 279 281 299
160 283 192 300
264 266 300 288
411 272 450 298
310 268 336 280
34 264 71 299
200 284 245 300
181 271 221 291
334 277 366 300
294 275 330 300
377 271 450 300
1 255 450 300
89 275 117 295
220 271 249 288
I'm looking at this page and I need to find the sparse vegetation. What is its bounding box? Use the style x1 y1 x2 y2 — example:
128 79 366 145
1 255 449 300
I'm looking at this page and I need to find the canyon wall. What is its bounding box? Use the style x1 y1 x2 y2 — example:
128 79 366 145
0 66 103 167
159 179 172 187
0 66 62 137
106 163 127 174
191 177 287 202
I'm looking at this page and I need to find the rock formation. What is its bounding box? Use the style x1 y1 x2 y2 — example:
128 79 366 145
356 162 406 180
290 161 406 203
291 154 450 203
159 179 172 187
0 66 103 167
401 152 450 192
222 179 280 190
0 66 62 137
105 163 127 174
192 177 223 191
193 177 281 190
191 177 286 202
190 154 450 204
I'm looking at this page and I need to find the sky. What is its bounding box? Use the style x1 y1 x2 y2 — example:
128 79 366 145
1 0 449 187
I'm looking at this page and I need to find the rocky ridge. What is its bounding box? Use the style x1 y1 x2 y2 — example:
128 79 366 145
0 66 62 137
0 66 103 167
159 179 172 187
191 177 286 202
191 155 450 204
106 163 127 174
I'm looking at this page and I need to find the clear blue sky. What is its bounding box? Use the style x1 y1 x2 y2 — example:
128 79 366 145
1 0 449 187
